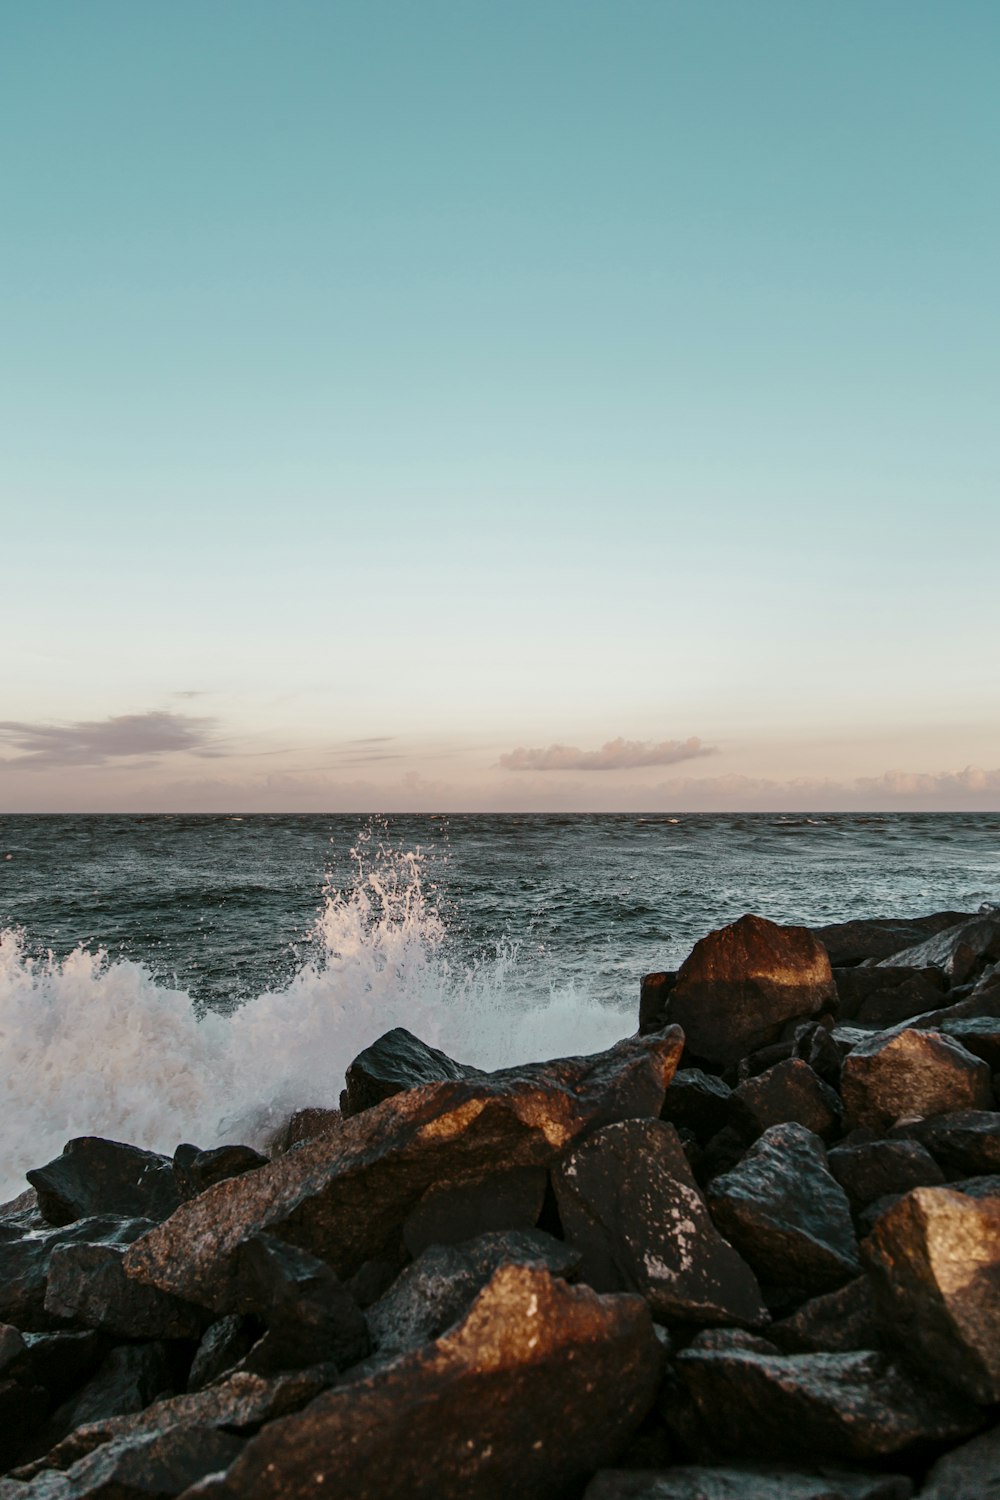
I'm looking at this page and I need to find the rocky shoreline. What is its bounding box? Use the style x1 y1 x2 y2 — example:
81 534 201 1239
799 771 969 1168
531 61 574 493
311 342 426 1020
1 907 999 1499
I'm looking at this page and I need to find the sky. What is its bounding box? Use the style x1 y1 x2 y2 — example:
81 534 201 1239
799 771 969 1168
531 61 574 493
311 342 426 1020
2 1 998 812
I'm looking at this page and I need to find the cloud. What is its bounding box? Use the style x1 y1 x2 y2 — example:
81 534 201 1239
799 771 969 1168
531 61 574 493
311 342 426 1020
0 711 219 770
499 736 716 772
854 766 1000 797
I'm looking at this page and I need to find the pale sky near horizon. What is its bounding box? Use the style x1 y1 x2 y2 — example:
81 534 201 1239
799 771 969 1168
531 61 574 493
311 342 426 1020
2 1 999 812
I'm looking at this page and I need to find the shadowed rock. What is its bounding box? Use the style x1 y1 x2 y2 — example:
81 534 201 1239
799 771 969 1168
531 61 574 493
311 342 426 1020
768 1276 881 1354
186 1316 258 1393
32 1343 174 1461
44 1243 205 1340
124 1031 684 1309
810 912 970 967
664 916 836 1068
707 1124 860 1299
873 912 1000 984
340 1027 483 1116
731 1060 841 1141
173 1145 268 1201
840 1028 993 1133
833 967 945 1027
402 1165 547 1254
171 1265 664 1500
235 1233 369 1374
26 1140 180 1228
919 1420 1000 1500
935 1015 1000 1071
582 1467 912 1499
553 1119 767 1328
864 1184 1000 1402
660 1070 733 1143
827 1139 945 1216
1 1426 245 1499
0 1217 155 1331
892 1110 1000 1178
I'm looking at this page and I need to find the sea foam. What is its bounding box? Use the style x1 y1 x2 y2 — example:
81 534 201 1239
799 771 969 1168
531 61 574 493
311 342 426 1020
0 842 628 1202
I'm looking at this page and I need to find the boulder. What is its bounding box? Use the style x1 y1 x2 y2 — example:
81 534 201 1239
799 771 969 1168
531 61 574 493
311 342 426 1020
665 916 836 1068
731 1060 841 1141
172 1145 268 1201
0 1217 155 1331
863 1185 1000 1402
833 967 945 1027
26 1139 180 1228
170 1265 664 1500
0 1380 48 1469
186 1316 258 1392
674 1342 978 1461
124 1030 684 1310
767 1276 881 1354
0 1322 26 1374
582 1467 912 1499
706 1124 860 1300
235 1233 369 1374
936 1015 1000 1071
920 1420 1000 1500
36 1342 174 1457
827 1139 945 1216
638 972 679 1036
401 1165 547 1254
873 912 1000 983
840 1027 992 1133
660 1070 733 1143
810 912 970 967
6 1331 107 1406
1 1427 244 1500
44 1243 205 1340
265 1108 342 1156
340 1027 483 1116
892 1109 1000 1178
552 1119 767 1328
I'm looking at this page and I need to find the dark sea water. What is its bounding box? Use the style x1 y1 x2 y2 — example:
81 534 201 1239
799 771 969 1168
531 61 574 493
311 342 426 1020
1 812 998 1198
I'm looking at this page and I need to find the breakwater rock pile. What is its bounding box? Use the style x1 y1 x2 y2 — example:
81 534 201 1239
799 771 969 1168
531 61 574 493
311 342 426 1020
2 908 1000 1499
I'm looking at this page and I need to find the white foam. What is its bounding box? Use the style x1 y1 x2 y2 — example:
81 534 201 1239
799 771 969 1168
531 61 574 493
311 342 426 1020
0 842 630 1201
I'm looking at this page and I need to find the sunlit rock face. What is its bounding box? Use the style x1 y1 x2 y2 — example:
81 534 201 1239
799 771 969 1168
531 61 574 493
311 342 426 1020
839 1027 993 1134
863 1184 1000 1403
664 915 836 1068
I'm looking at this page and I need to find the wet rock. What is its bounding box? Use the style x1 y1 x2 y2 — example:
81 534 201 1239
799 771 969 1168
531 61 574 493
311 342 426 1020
665 916 836 1068
811 911 970 967
172 1145 268 1201
0 1323 26 1373
402 1165 547 1254
170 1265 663 1500
696 1126 747 1186
919 1420 1000 1500
892 1109 1000 1177
44 1243 205 1340
265 1108 342 1156
13 1367 334 1478
675 1342 978 1461
582 1467 912 1499
552 1119 767 1328
340 1027 483 1116
874 912 1000 984
936 1015 1000 1071
186 1316 258 1392
8 1332 107 1405
840 1027 992 1133
235 1233 369 1374
367 1229 580 1360
863 1184 1000 1402
952 1173 1000 1200
0 1217 155 1331
732 1060 841 1141
124 1030 684 1309
660 1070 733 1143
26 1140 179 1228
792 1022 844 1089
768 1276 881 1354
38 1343 174 1455
1 1426 245 1500
833 967 945 1027
827 1138 945 1216
706 1124 860 1300
0 1380 48 1469
638 971 679 1035
0 1188 43 1230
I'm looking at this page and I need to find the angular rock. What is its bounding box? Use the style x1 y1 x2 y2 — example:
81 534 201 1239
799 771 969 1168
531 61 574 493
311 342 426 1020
340 1027 483 1116
833 967 945 1027
840 1027 992 1133
665 916 836 1068
402 1165 547 1254
583 1468 912 1499
0 1322 26 1374
920 1420 1000 1500
707 1124 860 1299
874 912 1000 983
768 1276 882 1354
552 1119 767 1328
236 1233 369 1373
367 1228 580 1360
1 1427 245 1500
186 1316 258 1393
264 1108 342 1156
170 1265 663 1500
827 1138 945 1215
863 1184 1000 1402
124 1030 684 1310
44 1243 205 1340
893 1109 1000 1177
638 972 679 1036
936 1015 1000 1071
26 1140 180 1228
792 1023 844 1089
732 1059 841 1141
660 1070 733 1143
675 1342 978 1461
0 1217 155 1331
811 912 970 967
172 1145 268 1201
7 1332 107 1405
39 1343 174 1454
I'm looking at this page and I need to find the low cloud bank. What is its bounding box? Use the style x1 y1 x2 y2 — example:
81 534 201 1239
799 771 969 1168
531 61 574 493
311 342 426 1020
499 736 715 772
0 711 218 770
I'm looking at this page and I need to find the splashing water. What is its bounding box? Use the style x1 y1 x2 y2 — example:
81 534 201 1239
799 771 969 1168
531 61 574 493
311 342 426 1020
0 839 628 1201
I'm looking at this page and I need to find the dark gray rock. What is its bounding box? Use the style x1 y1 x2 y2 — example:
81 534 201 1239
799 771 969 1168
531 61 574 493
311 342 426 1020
236 1233 369 1374
0 1322 26 1374
185 1316 258 1393
124 1029 685 1309
873 912 1000 984
936 1015 1000 1071
1 1426 244 1499
7 1332 107 1405
768 1276 881 1354
892 1109 1000 1178
919 1420 1000 1500
707 1124 860 1300
660 1070 733 1143
582 1467 912 1499
827 1138 945 1215
863 1184 1000 1402
26 1140 179 1228
0 1217 155 1331
38 1343 174 1456
0 1379 48 1469
402 1165 547 1254
840 1028 992 1133
552 1119 767 1328
811 912 971 968
833 967 946 1027
340 1027 483 1116
172 1145 268 1201
732 1060 841 1141
44 1243 205 1340
665 917 836 1068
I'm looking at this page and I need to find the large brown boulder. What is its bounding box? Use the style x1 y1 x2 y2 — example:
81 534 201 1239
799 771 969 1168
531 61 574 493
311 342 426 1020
839 1028 992 1133
665 916 836 1068
172 1265 664 1500
125 1030 684 1311
863 1185 1000 1403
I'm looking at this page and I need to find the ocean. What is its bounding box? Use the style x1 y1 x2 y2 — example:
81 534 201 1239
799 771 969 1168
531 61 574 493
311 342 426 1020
1 811 998 1200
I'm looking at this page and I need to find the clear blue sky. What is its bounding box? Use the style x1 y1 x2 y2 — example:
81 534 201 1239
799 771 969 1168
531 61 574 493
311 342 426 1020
3 2 998 810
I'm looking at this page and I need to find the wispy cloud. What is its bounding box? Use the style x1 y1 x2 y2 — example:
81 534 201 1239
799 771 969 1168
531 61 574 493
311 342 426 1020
854 766 1000 796
0 711 220 770
499 736 716 772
